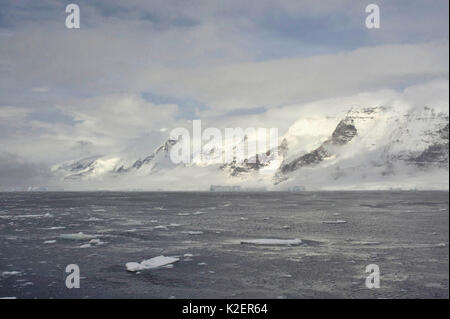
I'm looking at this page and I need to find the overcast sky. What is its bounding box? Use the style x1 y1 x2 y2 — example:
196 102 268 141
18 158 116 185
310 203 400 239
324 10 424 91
0 0 448 187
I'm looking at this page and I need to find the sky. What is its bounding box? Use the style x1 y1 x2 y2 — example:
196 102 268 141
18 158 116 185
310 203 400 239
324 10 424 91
0 0 448 188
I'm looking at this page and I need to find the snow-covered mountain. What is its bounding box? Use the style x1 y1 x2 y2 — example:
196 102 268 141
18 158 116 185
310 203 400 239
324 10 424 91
53 105 449 190
54 138 180 180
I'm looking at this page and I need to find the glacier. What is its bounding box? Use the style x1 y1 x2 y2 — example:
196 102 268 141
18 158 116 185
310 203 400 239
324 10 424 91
52 105 449 191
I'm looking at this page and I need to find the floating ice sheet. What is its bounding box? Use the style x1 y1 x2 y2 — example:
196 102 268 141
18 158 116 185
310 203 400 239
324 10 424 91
59 232 99 240
126 255 180 272
240 238 302 246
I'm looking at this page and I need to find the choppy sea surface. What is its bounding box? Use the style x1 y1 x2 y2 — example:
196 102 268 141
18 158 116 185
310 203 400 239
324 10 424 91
0 191 448 299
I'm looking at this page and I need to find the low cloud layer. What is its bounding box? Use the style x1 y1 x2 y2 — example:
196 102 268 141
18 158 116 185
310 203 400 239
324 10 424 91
0 0 448 188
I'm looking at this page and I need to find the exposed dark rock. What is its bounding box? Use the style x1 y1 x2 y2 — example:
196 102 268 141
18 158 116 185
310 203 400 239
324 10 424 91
277 117 358 176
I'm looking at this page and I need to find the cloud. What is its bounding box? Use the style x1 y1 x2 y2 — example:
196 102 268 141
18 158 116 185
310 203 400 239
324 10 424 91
139 42 448 114
0 153 53 188
0 1 448 188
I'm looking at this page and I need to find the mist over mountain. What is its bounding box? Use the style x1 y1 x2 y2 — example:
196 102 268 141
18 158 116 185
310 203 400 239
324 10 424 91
53 104 449 191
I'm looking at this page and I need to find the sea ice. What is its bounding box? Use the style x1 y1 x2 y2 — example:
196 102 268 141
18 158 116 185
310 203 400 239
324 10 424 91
59 232 99 240
183 231 204 235
240 238 302 246
89 239 104 245
1 271 20 277
322 220 347 224
126 255 180 272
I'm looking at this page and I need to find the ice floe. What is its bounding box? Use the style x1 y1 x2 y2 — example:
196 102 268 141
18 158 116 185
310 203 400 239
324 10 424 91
1 271 20 277
352 241 380 245
322 220 347 224
126 255 180 272
79 238 105 248
240 238 302 246
59 232 99 240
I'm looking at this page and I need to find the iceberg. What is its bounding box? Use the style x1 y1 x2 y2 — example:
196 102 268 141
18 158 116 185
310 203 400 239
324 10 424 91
126 255 180 272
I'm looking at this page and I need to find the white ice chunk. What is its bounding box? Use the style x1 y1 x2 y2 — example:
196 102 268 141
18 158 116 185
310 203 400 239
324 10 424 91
59 232 99 240
126 255 179 272
240 238 302 246
1 271 20 277
89 239 104 245
322 220 347 224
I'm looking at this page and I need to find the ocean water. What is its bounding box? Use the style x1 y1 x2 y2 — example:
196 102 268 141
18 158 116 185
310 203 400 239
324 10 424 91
0 191 448 299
